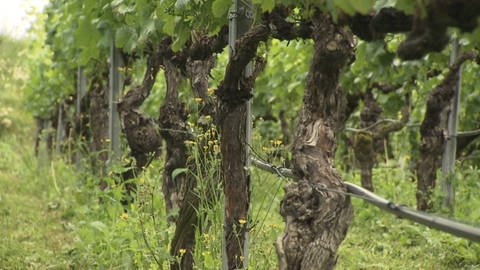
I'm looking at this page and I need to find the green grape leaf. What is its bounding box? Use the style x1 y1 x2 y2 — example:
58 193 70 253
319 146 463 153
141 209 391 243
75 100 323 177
395 0 416 14
212 0 231 18
334 0 356 15
349 0 375 14
175 0 190 9
115 26 133 48
256 0 275 12
74 15 101 64
116 3 135 15
172 21 191 51
163 15 177 36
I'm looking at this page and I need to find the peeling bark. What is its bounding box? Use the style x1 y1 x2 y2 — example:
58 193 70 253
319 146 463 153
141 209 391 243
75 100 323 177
352 91 410 191
216 24 269 269
416 52 477 210
34 117 45 157
263 6 313 40
158 60 190 221
341 2 480 60
73 89 90 159
277 13 354 270
170 56 218 270
344 7 413 41
117 49 163 192
89 71 110 176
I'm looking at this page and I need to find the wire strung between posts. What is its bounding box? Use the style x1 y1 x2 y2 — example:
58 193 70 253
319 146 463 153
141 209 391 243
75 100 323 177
345 118 400 132
250 156 480 243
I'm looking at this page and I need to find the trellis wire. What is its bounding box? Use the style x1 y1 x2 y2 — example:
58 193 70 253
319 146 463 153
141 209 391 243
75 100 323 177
251 157 480 243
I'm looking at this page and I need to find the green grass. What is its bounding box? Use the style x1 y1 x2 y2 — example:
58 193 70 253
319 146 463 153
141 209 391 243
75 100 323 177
1 34 480 270
0 34 74 269
0 138 74 269
337 165 480 270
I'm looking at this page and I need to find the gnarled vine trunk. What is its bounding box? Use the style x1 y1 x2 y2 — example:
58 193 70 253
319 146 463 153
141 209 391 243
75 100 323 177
89 69 110 176
353 91 409 191
216 24 269 269
169 56 218 270
276 13 354 270
168 28 228 269
416 52 475 210
116 48 163 201
158 60 190 221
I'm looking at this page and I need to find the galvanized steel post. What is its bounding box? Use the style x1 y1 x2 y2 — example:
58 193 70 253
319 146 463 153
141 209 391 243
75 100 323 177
223 1 254 269
441 38 461 211
108 40 123 164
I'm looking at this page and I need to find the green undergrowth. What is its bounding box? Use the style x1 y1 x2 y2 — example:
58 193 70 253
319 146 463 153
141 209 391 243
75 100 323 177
2 131 480 269
338 164 480 270
1 91 479 268
0 34 74 268
1 35 480 270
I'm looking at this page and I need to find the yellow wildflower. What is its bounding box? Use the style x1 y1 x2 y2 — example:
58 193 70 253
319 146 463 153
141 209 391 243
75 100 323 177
207 87 215 95
239 218 247 225
120 212 129 220
184 140 196 145
194 97 202 103
179 248 187 256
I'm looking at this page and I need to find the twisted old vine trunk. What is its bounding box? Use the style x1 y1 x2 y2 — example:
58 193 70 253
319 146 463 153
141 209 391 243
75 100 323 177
167 29 228 270
88 68 110 175
117 47 163 185
169 57 219 270
276 13 354 270
416 52 476 210
216 24 269 269
353 91 410 191
158 59 190 221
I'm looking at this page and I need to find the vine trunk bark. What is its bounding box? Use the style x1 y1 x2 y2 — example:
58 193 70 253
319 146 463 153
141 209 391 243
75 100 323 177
169 57 219 270
216 24 269 269
116 48 163 201
158 60 190 222
415 52 474 210
276 13 354 270
89 69 110 177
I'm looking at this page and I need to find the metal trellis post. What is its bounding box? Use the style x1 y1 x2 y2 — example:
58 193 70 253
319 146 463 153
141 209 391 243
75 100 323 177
76 67 87 119
75 67 87 166
108 39 123 164
55 103 65 154
441 38 461 211
223 0 254 269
